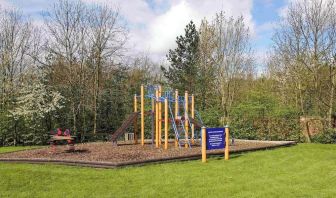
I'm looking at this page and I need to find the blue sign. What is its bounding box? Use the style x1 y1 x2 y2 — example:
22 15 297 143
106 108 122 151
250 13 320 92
206 128 226 150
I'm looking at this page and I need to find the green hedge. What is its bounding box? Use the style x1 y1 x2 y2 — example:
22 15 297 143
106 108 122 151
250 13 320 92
311 128 336 144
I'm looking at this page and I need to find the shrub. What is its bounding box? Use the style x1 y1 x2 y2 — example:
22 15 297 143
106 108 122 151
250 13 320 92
229 90 301 141
311 128 336 144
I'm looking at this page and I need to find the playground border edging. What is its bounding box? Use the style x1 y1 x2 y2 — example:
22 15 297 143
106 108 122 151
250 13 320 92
0 141 296 168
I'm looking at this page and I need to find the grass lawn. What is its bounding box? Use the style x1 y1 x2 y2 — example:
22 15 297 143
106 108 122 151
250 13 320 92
0 146 43 154
0 144 336 197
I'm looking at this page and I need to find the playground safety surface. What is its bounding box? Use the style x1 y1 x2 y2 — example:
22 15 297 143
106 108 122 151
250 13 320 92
0 139 296 168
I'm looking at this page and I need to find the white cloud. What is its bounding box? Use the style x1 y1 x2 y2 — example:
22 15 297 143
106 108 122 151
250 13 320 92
83 0 156 24
83 0 254 61
256 21 277 33
0 0 13 9
277 2 289 19
0 0 255 62
149 1 193 53
140 0 254 61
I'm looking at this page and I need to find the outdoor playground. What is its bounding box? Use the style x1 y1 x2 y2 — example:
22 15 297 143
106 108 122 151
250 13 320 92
2 0 336 197
0 85 295 167
0 85 335 197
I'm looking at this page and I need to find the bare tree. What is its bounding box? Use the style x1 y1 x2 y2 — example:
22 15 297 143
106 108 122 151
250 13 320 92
86 4 127 134
45 0 87 132
0 8 34 109
272 0 336 125
0 7 41 145
211 12 254 124
197 19 217 110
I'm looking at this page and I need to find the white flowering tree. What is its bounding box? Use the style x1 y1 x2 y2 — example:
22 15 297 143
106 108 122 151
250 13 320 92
10 82 64 120
8 74 65 145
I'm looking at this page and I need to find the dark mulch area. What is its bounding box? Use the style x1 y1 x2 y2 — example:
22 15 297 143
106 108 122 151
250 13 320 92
0 140 296 167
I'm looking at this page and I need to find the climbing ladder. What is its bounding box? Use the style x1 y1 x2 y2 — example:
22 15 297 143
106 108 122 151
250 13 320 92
168 102 191 148
179 98 204 141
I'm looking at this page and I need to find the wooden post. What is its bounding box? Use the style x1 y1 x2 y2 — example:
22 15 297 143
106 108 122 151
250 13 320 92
151 97 155 144
155 89 159 148
141 85 144 146
202 127 206 163
134 94 138 144
165 98 168 150
159 86 162 146
185 91 189 148
225 126 229 160
175 89 178 148
191 94 195 144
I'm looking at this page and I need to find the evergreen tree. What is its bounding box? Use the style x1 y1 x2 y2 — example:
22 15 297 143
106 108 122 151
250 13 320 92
162 21 199 93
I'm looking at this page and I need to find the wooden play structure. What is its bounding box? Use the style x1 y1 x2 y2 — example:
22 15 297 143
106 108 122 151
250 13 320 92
111 84 204 149
111 84 230 162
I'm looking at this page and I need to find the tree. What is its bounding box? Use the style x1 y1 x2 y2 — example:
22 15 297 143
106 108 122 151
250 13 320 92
0 8 37 145
45 0 87 133
197 19 217 110
271 0 336 126
86 4 127 134
211 12 254 124
162 20 199 93
0 8 34 108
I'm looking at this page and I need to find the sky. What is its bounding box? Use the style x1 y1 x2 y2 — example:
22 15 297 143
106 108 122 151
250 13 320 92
0 0 289 64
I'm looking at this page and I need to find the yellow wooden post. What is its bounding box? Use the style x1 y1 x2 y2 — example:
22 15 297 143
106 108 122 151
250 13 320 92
191 94 195 144
225 126 229 160
175 89 178 148
159 86 162 146
151 97 155 144
134 94 138 144
164 98 168 150
185 91 189 148
202 127 206 163
140 85 145 146
155 89 159 148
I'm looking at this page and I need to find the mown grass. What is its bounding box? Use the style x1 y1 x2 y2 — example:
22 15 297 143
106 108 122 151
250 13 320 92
0 146 43 154
0 144 336 197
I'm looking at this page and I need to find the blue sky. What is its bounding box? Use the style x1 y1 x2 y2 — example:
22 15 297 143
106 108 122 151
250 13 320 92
252 0 287 58
0 0 288 63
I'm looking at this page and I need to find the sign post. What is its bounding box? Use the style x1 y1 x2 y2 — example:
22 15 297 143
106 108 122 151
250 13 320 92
202 127 206 163
202 127 229 163
225 126 229 160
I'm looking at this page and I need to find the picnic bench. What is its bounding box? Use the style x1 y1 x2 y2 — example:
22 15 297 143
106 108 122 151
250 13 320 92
50 129 76 152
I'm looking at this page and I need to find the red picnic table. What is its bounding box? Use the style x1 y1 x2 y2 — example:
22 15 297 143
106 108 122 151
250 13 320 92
49 129 76 152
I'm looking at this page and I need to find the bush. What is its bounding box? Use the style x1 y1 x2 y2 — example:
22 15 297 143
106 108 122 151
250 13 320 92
311 128 336 144
198 107 221 127
229 90 301 141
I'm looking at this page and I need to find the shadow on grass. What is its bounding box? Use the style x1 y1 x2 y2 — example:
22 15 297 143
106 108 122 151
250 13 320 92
208 153 244 160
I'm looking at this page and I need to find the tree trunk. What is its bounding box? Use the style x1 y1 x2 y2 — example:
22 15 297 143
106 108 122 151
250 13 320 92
327 67 335 127
298 81 305 115
72 103 76 133
93 54 101 135
93 82 97 135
